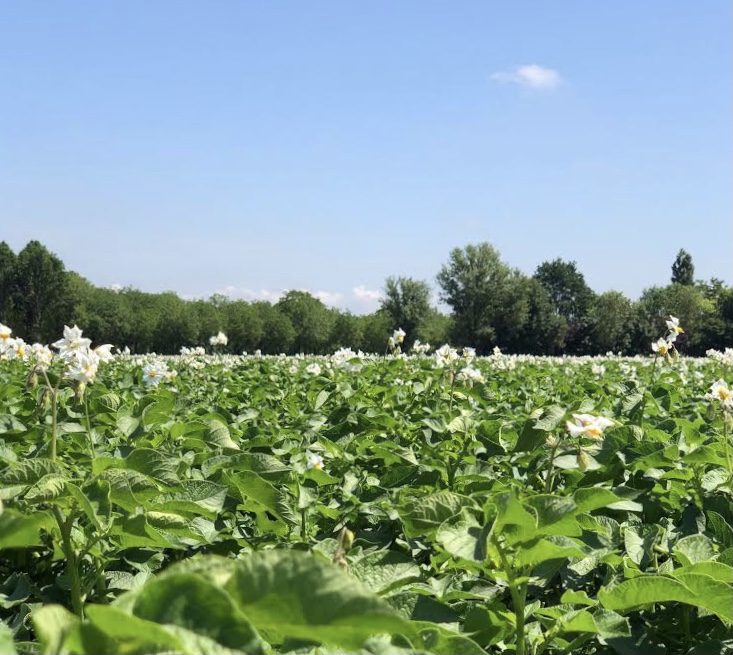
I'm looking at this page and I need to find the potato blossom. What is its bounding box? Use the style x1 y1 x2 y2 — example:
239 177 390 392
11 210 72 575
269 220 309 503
306 452 324 470
566 413 614 440
434 344 460 368
52 325 93 360
665 315 684 342
209 331 228 347
707 380 732 409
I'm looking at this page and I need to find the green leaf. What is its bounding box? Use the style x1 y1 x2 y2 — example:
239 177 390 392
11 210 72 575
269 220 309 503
23 473 70 503
524 495 581 536
349 550 422 595
0 623 16 655
674 534 715 565
85 605 185 653
154 481 228 520
0 459 65 486
399 492 475 540
573 487 642 513
598 575 733 624
436 511 489 563
0 509 54 549
131 574 264 653
224 550 413 649
32 604 81 655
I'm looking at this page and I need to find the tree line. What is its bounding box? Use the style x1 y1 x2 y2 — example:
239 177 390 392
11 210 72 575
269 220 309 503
0 240 730 356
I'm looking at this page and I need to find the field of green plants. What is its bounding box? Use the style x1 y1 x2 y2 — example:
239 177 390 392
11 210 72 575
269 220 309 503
0 323 731 655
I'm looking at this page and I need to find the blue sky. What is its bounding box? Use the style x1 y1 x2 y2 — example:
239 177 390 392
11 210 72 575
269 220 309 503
1 1 730 313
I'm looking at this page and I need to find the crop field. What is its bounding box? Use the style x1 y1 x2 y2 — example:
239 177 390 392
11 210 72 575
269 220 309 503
0 324 732 655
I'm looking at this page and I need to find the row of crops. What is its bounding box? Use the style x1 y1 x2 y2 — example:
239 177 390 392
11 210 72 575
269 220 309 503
0 323 731 654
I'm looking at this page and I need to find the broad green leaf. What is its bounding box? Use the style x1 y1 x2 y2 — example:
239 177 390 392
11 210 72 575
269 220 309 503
525 495 581 536
154 480 228 519
349 550 422 595
0 623 16 655
85 605 185 653
131 574 264 653
598 575 733 624
0 509 54 549
224 550 413 649
399 492 475 539
32 604 80 655
674 534 715 565
436 511 488 563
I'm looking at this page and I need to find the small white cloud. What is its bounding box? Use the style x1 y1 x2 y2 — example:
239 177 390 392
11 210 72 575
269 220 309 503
313 290 344 307
216 286 286 303
109 283 123 293
352 285 383 302
491 64 562 90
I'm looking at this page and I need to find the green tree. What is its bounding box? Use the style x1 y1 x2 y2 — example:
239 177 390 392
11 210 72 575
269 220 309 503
436 243 514 353
380 276 432 346
276 290 334 354
329 312 363 350
671 249 695 286
223 301 264 353
253 302 296 354
0 242 17 324
588 291 634 354
416 309 452 347
8 241 73 342
533 259 595 353
356 312 392 353
507 278 565 355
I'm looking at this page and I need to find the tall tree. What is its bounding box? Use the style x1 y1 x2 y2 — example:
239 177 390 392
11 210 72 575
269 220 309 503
671 249 695 285
436 243 513 352
276 291 334 354
9 241 72 342
380 276 432 346
588 291 634 354
533 259 595 353
0 241 16 324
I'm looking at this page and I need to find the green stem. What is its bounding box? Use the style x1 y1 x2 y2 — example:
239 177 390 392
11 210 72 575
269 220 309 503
301 508 308 542
544 440 560 493
723 410 732 475
447 370 456 415
84 392 95 459
637 354 659 426
53 507 84 617
42 370 60 461
495 537 527 655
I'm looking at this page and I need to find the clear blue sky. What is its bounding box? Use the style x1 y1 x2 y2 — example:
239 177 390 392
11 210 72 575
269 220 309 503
2 1 730 313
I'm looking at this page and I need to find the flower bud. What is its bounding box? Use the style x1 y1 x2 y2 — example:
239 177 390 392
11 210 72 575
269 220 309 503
577 449 590 471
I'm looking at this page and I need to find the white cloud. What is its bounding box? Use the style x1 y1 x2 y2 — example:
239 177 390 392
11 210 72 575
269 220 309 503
313 290 345 307
491 64 562 90
216 286 285 303
352 285 383 302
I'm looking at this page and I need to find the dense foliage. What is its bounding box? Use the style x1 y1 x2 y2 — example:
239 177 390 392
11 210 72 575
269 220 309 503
0 240 731 357
0 320 731 654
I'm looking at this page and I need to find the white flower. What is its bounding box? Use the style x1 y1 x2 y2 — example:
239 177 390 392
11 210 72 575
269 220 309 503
0 324 12 353
462 347 476 363
651 338 672 357
209 331 228 346
707 379 732 409
306 452 324 470
94 344 115 362
565 413 614 440
142 360 169 387
591 363 606 377
305 363 322 376
666 315 683 342
66 351 100 384
52 325 92 360
434 344 460 368
30 343 54 371
456 365 484 384
393 328 406 344
5 338 27 361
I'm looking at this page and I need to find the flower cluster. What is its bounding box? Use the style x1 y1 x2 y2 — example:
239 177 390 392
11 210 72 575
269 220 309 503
142 359 177 387
411 340 432 355
387 328 406 353
0 324 28 362
434 344 460 368
52 325 113 384
209 331 228 347
706 348 733 367
456 365 484 386
651 316 683 360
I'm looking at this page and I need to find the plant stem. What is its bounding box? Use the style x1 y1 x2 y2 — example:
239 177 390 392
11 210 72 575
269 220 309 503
723 410 732 475
301 508 308 542
544 440 560 493
494 537 527 655
53 507 84 617
447 370 456 415
637 354 659 426
42 370 60 461
83 392 95 459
